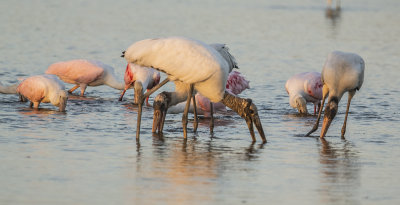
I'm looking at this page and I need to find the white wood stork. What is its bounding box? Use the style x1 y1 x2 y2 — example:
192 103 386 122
122 37 266 142
305 51 365 138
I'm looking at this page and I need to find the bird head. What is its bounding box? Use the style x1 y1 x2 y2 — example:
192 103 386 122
119 63 135 101
152 92 171 134
222 92 266 142
321 97 338 138
294 95 308 114
57 90 68 112
244 100 266 142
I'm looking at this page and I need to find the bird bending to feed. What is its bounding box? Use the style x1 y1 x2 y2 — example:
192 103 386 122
305 51 365 138
118 63 160 106
168 70 250 117
285 72 323 115
122 37 266 142
46 59 125 96
17 74 68 112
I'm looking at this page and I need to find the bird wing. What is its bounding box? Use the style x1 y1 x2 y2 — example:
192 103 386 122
124 37 223 84
225 71 250 95
209 43 238 72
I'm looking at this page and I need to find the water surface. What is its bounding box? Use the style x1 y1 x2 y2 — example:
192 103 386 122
1 0 400 204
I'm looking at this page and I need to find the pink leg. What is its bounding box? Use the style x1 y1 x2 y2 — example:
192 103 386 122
145 89 151 106
80 84 87 96
68 85 79 94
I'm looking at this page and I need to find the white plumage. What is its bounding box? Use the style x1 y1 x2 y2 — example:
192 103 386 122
322 51 364 99
123 37 265 142
124 37 229 102
306 50 365 138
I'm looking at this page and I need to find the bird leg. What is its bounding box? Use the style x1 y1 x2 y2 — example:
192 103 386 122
79 84 87 96
118 89 127 101
209 102 214 134
146 89 151 106
136 78 169 139
221 92 266 142
305 84 329 136
192 92 198 133
68 85 79 94
341 90 355 138
182 84 194 139
33 102 40 109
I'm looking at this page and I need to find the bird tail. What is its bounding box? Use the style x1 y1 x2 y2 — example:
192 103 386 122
210 43 239 72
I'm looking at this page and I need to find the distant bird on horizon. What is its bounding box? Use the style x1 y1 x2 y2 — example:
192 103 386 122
17 74 68 112
46 59 125 96
327 0 341 10
285 72 323 115
122 37 266 142
306 51 365 138
118 63 160 106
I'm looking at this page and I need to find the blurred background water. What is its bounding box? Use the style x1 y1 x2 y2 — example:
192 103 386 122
1 0 399 204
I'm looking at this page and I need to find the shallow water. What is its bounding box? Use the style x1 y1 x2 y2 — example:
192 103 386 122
1 0 400 204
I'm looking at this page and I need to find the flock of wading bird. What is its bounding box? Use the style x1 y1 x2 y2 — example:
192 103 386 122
0 37 365 143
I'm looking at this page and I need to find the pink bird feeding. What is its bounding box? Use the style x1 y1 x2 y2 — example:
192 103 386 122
118 63 160 105
46 59 125 96
285 72 323 114
17 74 68 112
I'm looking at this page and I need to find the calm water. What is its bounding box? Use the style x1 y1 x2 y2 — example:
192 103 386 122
1 0 400 204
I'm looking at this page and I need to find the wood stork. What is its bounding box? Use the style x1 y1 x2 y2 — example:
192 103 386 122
122 37 266 142
305 51 365 138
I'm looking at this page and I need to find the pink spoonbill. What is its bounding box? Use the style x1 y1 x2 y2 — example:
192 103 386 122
122 37 266 142
305 51 365 138
118 63 160 106
285 72 323 115
17 74 68 111
46 59 125 96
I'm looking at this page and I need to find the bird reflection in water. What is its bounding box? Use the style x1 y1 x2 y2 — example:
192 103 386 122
132 136 265 204
318 138 361 204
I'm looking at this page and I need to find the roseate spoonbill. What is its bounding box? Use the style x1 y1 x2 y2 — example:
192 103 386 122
122 37 266 142
46 59 124 96
118 63 160 106
17 74 68 112
305 51 365 138
285 72 323 115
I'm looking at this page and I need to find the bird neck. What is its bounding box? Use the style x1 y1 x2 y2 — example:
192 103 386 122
104 72 125 90
221 91 251 118
0 83 18 94
49 90 67 108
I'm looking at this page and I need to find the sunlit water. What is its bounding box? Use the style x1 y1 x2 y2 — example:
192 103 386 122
1 0 400 204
